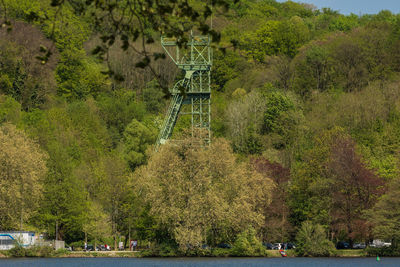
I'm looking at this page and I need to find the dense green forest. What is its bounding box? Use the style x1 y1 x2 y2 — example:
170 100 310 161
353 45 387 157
1 0 400 255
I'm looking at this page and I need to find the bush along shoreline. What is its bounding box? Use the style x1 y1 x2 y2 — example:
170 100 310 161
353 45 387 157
1 226 397 258
3 244 70 258
2 227 398 258
2 247 396 258
365 247 400 257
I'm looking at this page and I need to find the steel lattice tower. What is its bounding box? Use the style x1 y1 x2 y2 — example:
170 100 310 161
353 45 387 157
156 33 212 148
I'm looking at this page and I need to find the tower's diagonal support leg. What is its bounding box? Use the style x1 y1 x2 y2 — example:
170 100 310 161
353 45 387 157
156 94 183 148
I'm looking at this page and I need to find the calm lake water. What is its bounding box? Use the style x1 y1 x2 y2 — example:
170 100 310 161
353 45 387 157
0 257 399 267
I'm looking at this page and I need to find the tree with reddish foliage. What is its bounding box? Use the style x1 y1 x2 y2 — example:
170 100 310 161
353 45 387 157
328 137 385 245
252 157 292 242
289 128 386 245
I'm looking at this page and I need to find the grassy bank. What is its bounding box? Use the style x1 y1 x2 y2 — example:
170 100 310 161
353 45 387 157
335 250 367 257
266 249 366 258
266 250 296 257
0 248 378 258
62 251 139 258
1 248 140 258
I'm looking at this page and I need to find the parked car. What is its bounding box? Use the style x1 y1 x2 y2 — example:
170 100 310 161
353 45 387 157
284 243 296 249
98 245 107 251
272 243 281 250
217 243 231 249
369 240 391 248
353 243 366 249
383 242 392 247
201 244 210 249
336 241 350 249
263 243 273 250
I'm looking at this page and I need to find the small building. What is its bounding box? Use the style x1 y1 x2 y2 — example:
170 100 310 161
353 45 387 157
0 231 35 250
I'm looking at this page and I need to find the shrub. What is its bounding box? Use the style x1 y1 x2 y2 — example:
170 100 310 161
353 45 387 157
366 246 400 257
137 249 154 258
139 242 179 257
231 228 266 256
40 246 54 257
152 248 175 257
210 248 231 257
158 243 179 257
25 245 54 257
295 221 336 257
53 248 70 256
69 240 84 251
195 248 212 257
9 244 26 257
25 246 40 257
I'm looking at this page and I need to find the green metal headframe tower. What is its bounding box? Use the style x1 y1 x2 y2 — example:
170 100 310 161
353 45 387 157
156 33 212 148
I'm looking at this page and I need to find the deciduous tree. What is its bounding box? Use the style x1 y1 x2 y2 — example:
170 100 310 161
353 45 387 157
0 123 47 230
367 177 400 247
253 157 292 242
134 138 274 250
328 136 385 243
122 119 156 170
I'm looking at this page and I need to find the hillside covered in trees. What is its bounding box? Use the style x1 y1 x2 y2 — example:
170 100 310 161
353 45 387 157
1 0 400 255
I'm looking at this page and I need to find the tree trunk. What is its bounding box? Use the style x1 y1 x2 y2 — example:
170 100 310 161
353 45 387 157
124 233 128 250
128 224 131 251
20 206 23 231
55 220 58 240
20 180 24 231
113 237 116 250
